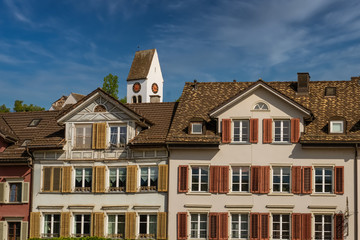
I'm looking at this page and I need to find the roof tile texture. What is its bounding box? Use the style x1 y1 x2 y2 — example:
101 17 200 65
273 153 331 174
127 49 155 81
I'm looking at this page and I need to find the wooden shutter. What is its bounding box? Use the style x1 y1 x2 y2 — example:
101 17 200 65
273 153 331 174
209 213 219 239
260 213 269 240
43 167 52 191
291 118 300 143
302 167 312 194
209 166 219 193
126 165 138 193
335 166 344 194
125 212 136 240
92 123 107 149
0 183 5 203
222 119 231 143
93 166 106 193
158 165 169 192
292 166 302 194
250 118 259 143
178 165 188 193
20 221 28 240
219 166 229 194
291 213 301 240
21 182 29 203
177 212 188 240
60 212 71 237
260 166 270 194
219 213 228 240
301 214 311 240
157 212 167 240
29 212 41 238
61 166 72 193
251 166 261 193
0 221 6 240
52 167 62 192
263 119 272 143
92 212 104 237
250 213 259 240
92 123 97 149
334 214 344 240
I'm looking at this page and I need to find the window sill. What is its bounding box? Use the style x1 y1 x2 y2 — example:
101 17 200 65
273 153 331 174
186 192 211 196
271 142 292 145
229 142 251 145
1 202 25 205
227 192 251 196
268 193 294 196
310 193 336 197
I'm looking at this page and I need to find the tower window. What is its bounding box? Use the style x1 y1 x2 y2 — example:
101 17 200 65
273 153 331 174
132 96 137 103
138 95 142 103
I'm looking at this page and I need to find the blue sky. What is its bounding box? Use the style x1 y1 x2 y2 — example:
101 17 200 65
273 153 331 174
1 0 360 109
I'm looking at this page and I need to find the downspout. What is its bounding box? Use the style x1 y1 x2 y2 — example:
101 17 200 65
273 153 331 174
355 143 358 240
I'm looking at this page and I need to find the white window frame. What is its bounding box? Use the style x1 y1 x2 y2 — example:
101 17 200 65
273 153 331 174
190 166 209 192
107 214 125 238
74 168 92 192
140 166 158 191
109 125 127 147
43 213 60 238
1 179 28 204
329 121 344 133
253 102 269 110
190 213 207 239
74 124 92 149
138 214 157 239
109 167 127 192
231 213 249 239
73 214 91 237
274 120 290 143
272 167 291 193
232 119 249 143
314 167 333 194
231 166 250 192
272 214 290 240
191 123 203 134
314 214 332 240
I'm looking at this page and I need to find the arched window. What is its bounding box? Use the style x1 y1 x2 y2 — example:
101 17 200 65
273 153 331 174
94 105 106 112
253 102 269 110
132 96 137 103
138 95 142 103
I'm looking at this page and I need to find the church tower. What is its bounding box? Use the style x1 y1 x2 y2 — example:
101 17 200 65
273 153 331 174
126 49 164 103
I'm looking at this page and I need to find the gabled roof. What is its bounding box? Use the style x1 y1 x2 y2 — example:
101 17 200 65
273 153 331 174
127 49 156 81
0 116 18 142
209 80 311 117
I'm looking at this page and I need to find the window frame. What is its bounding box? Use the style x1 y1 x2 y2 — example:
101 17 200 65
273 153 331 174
107 214 125 238
8 182 22 203
73 214 91 237
232 119 249 143
314 167 333 194
329 120 344 134
190 213 208 239
272 167 291 193
253 102 269 111
109 125 127 148
74 124 92 149
109 167 127 192
272 213 290 240
74 168 92 192
138 214 157 239
191 122 203 134
231 213 249 239
273 120 290 143
231 166 250 193
314 214 332 240
190 166 209 192
140 166 158 191
43 213 60 238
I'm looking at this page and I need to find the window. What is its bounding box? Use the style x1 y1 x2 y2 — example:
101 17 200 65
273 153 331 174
74 214 91 237
231 213 248 239
110 126 127 147
132 96 137 103
109 168 126 192
330 121 344 133
8 222 21 240
314 215 332 240
233 120 249 142
325 87 336 96
75 168 92 192
272 214 290 239
138 95 142 103
253 102 269 110
75 125 92 149
274 120 290 142
232 167 250 192
43 167 61 192
190 213 207 239
315 167 332 193
191 123 203 134
140 167 158 191
272 167 290 193
108 215 125 238
44 214 60 238
139 214 157 239
191 167 208 192
9 183 22 202
28 119 41 127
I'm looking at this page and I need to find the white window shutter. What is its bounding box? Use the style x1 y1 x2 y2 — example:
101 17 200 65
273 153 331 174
22 182 30 203
20 221 28 240
0 221 7 240
0 183 5 203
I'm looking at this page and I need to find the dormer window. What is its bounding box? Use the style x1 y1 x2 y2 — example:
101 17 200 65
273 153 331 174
325 87 336 97
253 102 269 110
28 119 41 127
330 120 344 133
191 123 203 134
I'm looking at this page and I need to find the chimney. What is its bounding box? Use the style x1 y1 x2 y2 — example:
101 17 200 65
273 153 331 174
297 72 310 94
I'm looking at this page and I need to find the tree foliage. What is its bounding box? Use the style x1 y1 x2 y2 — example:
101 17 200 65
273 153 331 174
0 104 10 112
102 73 119 99
13 100 45 112
119 96 127 104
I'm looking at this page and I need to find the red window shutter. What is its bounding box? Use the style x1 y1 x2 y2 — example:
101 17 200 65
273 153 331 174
208 213 219 239
219 213 228 240
251 166 261 193
334 166 344 194
260 213 269 240
334 214 344 240
250 213 259 240
260 166 270 194
250 118 259 143
291 118 300 143
178 166 188 193
177 212 188 239
210 166 219 193
292 166 302 194
263 119 272 143
301 214 311 240
222 119 231 143
219 166 229 193
291 213 301 240
302 167 312 194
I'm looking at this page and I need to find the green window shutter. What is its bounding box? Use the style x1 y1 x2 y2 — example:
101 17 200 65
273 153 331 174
0 183 5 203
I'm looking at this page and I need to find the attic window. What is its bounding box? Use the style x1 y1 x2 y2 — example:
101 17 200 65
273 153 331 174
94 105 106 112
325 87 336 96
21 140 31 147
191 123 203 134
330 120 344 133
28 119 41 127
253 102 269 110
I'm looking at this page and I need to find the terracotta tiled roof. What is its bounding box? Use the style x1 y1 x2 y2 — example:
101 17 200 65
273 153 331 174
167 78 360 144
71 93 85 101
127 49 155 81
127 102 177 145
0 116 18 142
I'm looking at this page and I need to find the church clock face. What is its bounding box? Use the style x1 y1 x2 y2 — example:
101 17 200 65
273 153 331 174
133 82 141 93
152 83 159 94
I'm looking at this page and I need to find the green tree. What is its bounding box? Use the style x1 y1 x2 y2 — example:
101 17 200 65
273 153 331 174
102 73 119 99
119 96 127 104
0 104 10 112
13 100 45 112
